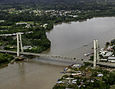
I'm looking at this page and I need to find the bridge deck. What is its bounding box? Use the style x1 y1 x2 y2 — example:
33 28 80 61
0 50 115 67
0 50 76 60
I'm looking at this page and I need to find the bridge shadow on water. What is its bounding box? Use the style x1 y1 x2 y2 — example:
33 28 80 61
32 56 84 66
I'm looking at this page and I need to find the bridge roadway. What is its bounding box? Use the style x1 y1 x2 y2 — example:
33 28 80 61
1 50 115 67
0 50 77 60
0 31 33 37
86 61 115 68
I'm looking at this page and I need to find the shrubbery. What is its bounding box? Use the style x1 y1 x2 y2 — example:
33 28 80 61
0 53 14 64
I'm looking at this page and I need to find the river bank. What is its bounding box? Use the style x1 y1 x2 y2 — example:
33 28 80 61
0 62 8 68
0 53 14 67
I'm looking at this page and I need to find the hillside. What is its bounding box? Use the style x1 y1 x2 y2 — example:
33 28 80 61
0 0 115 10
0 0 110 4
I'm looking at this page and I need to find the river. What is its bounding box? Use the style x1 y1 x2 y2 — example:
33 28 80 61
0 60 64 89
46 17 115 59
0 17 115 89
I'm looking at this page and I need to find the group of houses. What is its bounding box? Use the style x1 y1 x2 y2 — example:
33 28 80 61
16 22 48 29
100 45 115 63
55 63 104 89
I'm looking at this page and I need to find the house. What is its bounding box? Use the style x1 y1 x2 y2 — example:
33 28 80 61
76 71 82 75
23 46 32 50
100 51 113 58
0 20 5 23
25 24 31 28
97 74 103 77
72 79 77 84
71 73 77 76
108 57 115 63
56 81 64 84
43 24 48 28
107 46 113 51
72 64 81 68
16 22 27 25
100 50 107 56
105 52 113 57
100 59 108 62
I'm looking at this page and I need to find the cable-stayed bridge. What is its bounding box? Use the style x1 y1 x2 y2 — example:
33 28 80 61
0 33 115 67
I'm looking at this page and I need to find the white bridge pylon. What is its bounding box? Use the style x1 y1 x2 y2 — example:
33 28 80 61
93 40 99 69
16 33 23 56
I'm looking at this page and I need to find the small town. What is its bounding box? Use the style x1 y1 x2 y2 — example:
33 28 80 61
1 8 80 17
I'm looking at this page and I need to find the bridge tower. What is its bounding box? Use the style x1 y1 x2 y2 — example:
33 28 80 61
16 33 23 56
93 40 99 69
96 40 100 62
93 40 97 68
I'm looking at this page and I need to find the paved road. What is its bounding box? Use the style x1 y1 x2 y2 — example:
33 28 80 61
86 61 115 68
